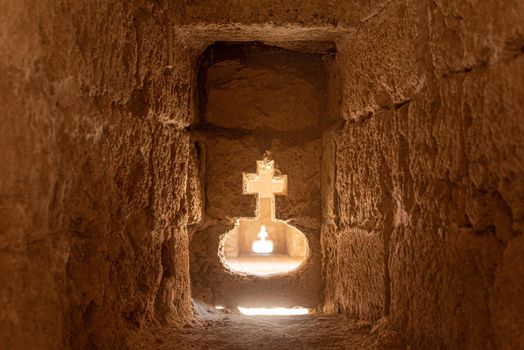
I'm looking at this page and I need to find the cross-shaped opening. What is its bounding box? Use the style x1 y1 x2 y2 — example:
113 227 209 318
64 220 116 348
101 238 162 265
219 156 309 275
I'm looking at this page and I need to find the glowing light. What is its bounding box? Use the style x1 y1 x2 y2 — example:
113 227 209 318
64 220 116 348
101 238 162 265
251 225 274 254
225 254 303 275
214 305 225 310
238 306 309 316
220 157 308 275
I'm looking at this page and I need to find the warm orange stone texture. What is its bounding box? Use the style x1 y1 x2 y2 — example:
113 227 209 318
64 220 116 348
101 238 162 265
1 1 523 349
0 1 200 348
322 2 524 349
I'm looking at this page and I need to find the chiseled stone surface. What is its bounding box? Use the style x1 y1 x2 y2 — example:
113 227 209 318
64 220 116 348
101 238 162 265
323 1 524 349
1 1 199 348
205 47 324 131
1 0 523 349
170 0 391 27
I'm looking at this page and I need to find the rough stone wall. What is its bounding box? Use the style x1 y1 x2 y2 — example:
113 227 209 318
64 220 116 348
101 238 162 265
171 0 397 28
323 0 524 349
190 43 326 308
2 1 523 349
0 1 200 348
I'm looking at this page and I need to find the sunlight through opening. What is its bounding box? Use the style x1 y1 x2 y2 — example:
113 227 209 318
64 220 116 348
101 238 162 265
220 157 309 276
238 306 309 316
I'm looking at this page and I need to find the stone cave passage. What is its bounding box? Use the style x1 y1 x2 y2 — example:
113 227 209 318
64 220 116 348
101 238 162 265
220 158 309 276
4 3 523 349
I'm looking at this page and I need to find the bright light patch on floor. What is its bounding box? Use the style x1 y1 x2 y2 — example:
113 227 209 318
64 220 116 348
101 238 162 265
238 307 309 316
226 254 303 275
214 305 225 310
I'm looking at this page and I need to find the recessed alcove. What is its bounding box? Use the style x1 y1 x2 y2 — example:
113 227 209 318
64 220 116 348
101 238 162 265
189 40 336 309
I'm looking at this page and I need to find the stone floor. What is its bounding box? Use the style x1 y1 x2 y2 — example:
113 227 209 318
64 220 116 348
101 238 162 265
132 303 405 350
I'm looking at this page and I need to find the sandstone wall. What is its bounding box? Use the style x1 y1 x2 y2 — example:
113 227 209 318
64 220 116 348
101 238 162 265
0 1 200 348
2 1 522 349
323 0 524 349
